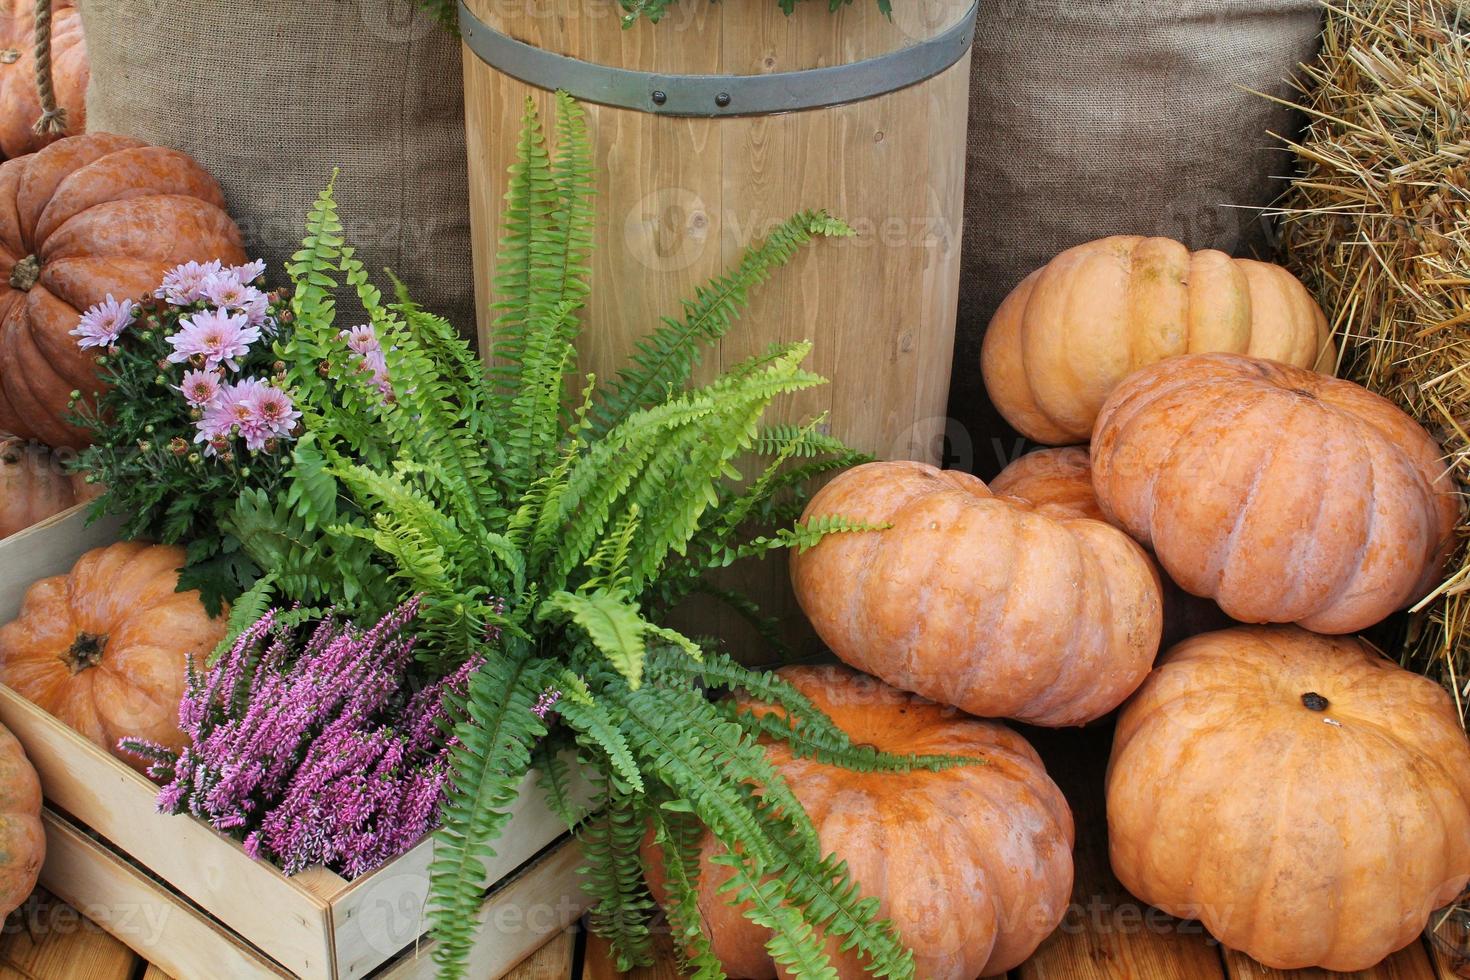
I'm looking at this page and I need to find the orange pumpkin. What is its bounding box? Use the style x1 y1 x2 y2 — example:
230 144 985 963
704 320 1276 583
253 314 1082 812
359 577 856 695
790 460 1161 726
981 236 1335 444
0 541 225 769
0 720 41 916
643 665 1075 979
0 132 245 449
0 433 88 537
1092 352 1460 634
1108 625 1470 971
0 1 87 160
991 447 1232 647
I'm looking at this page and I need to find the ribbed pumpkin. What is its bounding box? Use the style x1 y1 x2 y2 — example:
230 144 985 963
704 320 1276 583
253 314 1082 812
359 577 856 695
0 721 41 916
0 132 245 449
1092 352 1460 634
1108 625 1470 972
0 433 88 537
0 541 225 769
981 236 1335 444
0 1 87 160
991 447 1231 647
643 665 1075 979
790 460 1162 726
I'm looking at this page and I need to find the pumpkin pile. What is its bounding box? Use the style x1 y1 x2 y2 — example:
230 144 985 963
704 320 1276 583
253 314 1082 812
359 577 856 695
775 235 1468 973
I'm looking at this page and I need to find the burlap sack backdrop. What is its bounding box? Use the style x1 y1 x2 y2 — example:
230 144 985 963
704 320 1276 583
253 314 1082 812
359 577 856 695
955 0 1322 475
78 0 475 338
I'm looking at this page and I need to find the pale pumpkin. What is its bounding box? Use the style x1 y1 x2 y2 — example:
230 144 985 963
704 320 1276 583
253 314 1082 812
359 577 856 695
0 433 89 537
1108 625 1470 972
0 541 225 769
981 235 1335 444
0 721 41 916
0 1 88 160
643 665 1075 979
991 447 1231 647
0 132 245 449
1091 352 1460 633
790 460 1162 726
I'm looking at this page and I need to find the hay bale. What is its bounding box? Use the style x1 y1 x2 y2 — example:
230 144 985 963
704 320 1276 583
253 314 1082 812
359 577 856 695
1275 0 1469 722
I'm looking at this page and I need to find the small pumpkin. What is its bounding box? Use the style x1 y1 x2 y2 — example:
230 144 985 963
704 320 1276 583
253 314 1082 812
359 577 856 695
1108 625 1470 972
0 1 88 161
1091 352 1460 633
0 721 41 916
981 235 1335 444
0 540 226 769
991 447 1231 647
791 460 1161 726
0 433 89 537
643 665 1075 979
0 132 245 449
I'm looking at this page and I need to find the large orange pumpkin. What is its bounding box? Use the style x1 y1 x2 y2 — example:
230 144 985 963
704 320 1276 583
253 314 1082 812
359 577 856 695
1108 625 1470 972
0 721 41 916
0 132 245 449
991 447 1232 647
1091 352 1460 634
643 665 1075 979
981 236 1335 444
0 541 225 769
0 1 87 160
790 460 1162 726
0 433 88 537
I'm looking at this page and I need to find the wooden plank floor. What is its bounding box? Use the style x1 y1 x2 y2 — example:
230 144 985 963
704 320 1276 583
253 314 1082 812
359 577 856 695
2 726 1465 979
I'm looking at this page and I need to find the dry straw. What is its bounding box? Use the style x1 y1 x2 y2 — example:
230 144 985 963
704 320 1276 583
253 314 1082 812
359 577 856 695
1272 0 1469 724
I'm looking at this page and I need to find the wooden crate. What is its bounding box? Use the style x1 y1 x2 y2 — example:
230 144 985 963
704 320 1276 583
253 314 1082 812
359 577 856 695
0 505 590 979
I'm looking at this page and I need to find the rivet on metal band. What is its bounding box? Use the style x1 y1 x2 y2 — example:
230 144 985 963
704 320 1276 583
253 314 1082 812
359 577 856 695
458 0 980 118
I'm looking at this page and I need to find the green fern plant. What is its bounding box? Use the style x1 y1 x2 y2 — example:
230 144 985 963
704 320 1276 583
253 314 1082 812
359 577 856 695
245 93 962 978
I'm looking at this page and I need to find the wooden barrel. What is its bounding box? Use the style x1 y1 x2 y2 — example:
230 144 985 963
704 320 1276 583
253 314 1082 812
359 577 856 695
461 0 974 463
460 0 975 658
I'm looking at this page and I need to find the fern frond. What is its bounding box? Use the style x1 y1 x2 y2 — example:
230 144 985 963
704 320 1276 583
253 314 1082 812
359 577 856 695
578 779 655 969
539 589 653 689
647 809 724 979
429 646 552 978
591 211 853 433
554 693 644 794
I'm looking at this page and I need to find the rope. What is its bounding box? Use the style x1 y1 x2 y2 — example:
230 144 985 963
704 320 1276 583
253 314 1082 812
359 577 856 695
32 0 67 137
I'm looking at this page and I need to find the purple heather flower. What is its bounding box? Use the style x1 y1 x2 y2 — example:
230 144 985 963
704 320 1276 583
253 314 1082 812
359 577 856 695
178 368 223 408
167 309 262 372
532 688 562 720
120 599 485 880
71 294 137 349
156 260 223 305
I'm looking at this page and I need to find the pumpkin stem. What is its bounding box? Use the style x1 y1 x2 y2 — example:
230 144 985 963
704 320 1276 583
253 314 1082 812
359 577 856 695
9 255 40 291
1301 691 1330 712
60 632 106 674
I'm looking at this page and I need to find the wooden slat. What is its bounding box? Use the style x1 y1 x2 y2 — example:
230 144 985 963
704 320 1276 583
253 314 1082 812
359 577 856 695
376 840 589 980
1015 725 1227 980
38 808 291 979
507 928 576 980
1425 909 1470 979
1222 943 1438 980
0 889 138 980
580 932 681 980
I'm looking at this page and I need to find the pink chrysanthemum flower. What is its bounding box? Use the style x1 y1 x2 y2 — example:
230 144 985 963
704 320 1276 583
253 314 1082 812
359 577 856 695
201 270 250 309
166 309 262 372
341 324 380 355
231 259 267 284
195 377 267 452
239 288 273 328
241 385 300 450
156 260 223 305
178 368 223 408
71 294 137 349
